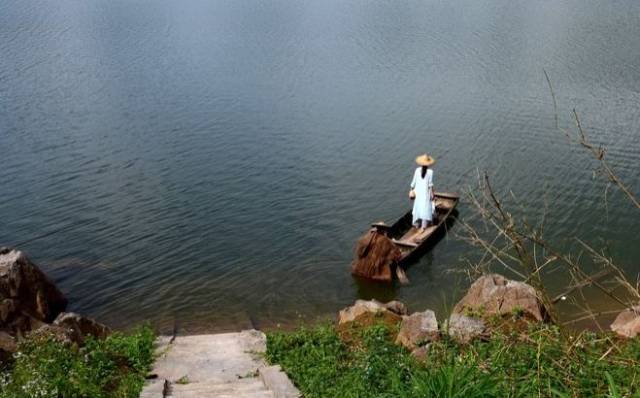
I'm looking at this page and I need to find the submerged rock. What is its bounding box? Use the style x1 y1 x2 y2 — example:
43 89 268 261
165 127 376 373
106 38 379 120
453 274 548 322
447 314 488 344
610 306 640 338
395 310 439 350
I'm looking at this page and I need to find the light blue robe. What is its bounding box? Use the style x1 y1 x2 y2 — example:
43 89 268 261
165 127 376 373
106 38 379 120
410 167 434 224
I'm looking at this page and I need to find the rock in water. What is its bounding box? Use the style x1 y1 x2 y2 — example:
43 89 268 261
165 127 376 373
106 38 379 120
395 310 439 350
610 306 640 338
447 314 488 344
453 274 548 322
0 248 67 330
53 312 111 344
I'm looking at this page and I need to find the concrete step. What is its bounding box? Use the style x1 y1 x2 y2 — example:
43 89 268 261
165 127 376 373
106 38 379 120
141 378 273 398
139 380 164 398
140 380 274 398
171 379 266 393
168 389 274 398
148 331 266 384
259 365 301 398
140 330 300 398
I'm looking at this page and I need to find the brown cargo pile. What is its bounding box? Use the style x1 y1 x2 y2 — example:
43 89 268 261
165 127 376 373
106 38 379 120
350 229 401 282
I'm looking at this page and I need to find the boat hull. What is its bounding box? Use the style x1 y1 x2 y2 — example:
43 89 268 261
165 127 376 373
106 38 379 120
378 192 459 265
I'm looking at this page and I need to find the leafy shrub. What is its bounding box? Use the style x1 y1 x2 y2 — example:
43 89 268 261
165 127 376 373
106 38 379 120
0 325 155 398
267 322 640 397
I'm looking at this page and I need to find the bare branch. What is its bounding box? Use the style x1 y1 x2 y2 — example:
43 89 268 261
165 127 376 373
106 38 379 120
543 71 639 209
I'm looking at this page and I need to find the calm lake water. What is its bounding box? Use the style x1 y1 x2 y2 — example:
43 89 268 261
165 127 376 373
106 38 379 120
1 0 639 332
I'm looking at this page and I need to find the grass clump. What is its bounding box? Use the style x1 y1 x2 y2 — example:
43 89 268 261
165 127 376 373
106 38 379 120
266 322 640 397
0 325 155 398
175 375 190 384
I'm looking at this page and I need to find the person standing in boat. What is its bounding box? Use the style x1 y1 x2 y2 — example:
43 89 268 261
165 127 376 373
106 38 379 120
409 154 435 231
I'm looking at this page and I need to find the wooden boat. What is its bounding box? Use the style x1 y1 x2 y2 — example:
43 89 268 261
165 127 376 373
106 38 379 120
371 191 459 265
350 191 459 284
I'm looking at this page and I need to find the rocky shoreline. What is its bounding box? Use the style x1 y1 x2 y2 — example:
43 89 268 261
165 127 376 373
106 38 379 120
2 245 640 357
335 273 640 361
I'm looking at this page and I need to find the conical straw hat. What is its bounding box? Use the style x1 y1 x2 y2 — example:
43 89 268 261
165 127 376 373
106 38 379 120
415 153 435 166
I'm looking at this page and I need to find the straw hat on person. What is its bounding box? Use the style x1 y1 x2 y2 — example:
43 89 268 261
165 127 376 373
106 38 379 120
415 153 435 166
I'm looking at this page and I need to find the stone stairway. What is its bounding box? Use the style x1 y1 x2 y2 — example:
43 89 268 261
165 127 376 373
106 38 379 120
140 330 300 398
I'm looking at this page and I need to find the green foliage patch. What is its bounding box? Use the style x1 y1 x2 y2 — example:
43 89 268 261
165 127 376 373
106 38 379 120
0 326 155 398
266 323 640 398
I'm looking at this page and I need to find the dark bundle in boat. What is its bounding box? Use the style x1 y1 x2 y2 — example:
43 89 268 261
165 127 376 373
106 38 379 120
351 229 401 282
351 192 459 283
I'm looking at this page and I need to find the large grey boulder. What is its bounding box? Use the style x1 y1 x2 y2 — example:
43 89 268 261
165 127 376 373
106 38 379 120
395 310 439 350
447 314 488 344
610 306 640 338
0 248 67 337
453 274 548 322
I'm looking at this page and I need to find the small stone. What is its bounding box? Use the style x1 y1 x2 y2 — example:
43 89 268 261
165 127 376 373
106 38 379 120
0 299 17 322
395 310 439 350
337 300 402 326
53 312 111 344
336 300 403 342
410 344 430 361
610 306 640 338
384 301 408 316
447 314 487 344
28 324 75 345
0 331 17 353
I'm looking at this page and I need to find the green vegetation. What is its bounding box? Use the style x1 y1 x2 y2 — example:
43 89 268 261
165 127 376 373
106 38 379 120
266 322 640 398
0 326 155 398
